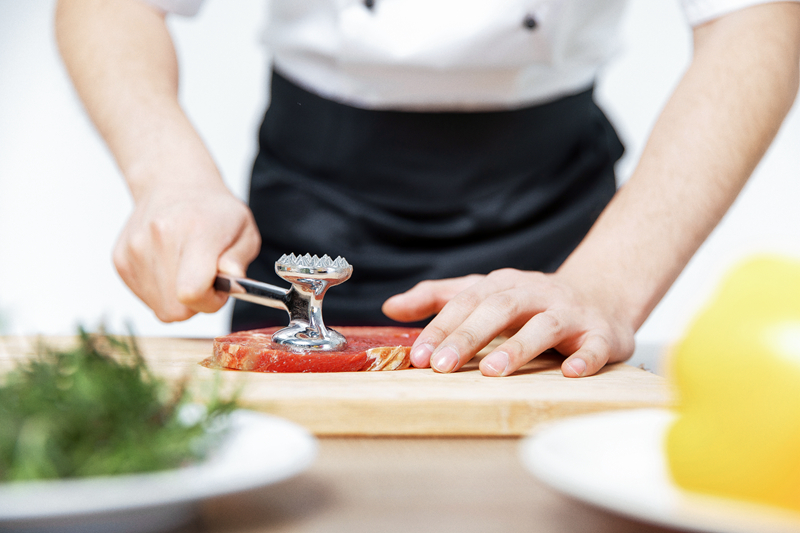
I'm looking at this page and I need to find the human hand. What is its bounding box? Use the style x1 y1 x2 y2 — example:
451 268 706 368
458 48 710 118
113 182 261 322
382 269 635 378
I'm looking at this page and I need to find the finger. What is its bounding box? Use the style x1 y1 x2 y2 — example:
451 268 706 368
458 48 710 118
410 270 525 368
561 334 612 378
428 289 534 373
147 218 204 321
114 226 196 322
479 309 576 377
176 207 260 314
382 275 484 323
217 217 261 278
175 234 230 315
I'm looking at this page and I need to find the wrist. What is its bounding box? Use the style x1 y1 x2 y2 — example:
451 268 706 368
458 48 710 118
125 157 225 203
554 258 650 334
120 123 225 203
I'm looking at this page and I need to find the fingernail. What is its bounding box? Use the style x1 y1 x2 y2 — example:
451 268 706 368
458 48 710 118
565 358 587 377
410 343 434 367
482 351 509 376
431 346 459 373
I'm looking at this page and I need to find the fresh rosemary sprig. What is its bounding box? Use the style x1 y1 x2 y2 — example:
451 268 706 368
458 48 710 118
0 328 238 482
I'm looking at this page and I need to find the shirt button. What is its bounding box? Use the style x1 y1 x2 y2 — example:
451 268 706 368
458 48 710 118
523 14 538 30
364 0 375 9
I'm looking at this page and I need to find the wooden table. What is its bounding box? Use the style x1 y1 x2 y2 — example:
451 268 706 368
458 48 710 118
194 436 679 533
1 336 680 532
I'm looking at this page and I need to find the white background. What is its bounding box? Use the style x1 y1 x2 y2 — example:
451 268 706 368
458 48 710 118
1 0 799 363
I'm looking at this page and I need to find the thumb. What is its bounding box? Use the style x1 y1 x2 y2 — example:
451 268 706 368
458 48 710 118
561 334 612 378
382 274 485 322
217 221 261 278
176 238 229 314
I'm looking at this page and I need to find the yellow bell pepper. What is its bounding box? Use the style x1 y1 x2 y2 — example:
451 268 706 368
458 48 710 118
666 256 800 511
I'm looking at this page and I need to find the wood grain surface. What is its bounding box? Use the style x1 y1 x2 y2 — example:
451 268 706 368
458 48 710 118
0 335 672 436
195 437 679 533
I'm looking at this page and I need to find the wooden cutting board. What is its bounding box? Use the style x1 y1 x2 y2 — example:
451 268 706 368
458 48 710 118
0 336 672 436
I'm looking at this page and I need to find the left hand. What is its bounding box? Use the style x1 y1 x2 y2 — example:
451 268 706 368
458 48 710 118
382 268 635 378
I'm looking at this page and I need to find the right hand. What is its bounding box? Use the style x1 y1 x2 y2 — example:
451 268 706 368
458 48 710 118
113 182 261 322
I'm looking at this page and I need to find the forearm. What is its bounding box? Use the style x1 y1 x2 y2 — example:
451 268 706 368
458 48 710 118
55 0 222 201
558 2 800 332
56 0 261 322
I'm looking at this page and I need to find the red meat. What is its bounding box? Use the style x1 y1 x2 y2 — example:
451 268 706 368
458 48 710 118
204 326 422 373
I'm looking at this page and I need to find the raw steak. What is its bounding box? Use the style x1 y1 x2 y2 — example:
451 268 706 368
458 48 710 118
204 326 422 373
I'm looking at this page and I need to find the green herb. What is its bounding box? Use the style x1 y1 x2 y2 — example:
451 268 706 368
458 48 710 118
0 328 238 482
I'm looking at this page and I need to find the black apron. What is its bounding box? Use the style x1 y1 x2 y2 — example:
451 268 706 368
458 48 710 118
231 70 623 331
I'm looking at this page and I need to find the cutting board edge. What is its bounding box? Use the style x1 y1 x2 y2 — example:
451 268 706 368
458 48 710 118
242 398 674 437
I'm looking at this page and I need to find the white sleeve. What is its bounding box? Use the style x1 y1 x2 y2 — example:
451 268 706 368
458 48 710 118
137 0 204 16
680 0 800 26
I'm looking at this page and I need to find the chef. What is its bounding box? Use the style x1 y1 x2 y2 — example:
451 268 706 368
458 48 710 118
56 0 800 378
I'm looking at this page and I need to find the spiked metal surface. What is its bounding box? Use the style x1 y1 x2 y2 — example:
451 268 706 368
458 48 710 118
276 253 351 272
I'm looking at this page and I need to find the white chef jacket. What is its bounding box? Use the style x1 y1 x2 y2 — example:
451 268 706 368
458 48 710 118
145 0 795 110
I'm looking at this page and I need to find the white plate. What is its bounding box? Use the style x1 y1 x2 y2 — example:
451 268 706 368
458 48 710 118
520 409 800 533
0 410 317 533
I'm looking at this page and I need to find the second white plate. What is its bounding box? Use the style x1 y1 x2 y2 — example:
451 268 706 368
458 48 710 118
520 409 800 533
